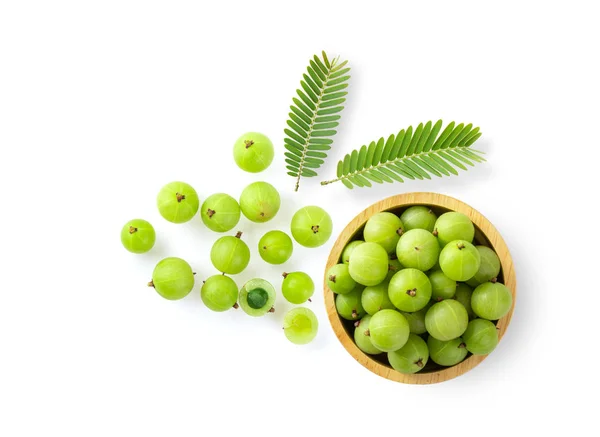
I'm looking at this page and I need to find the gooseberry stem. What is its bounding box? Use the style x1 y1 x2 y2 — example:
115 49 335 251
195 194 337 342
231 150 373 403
244 139 254 149
268 307 275 313
351 309 358 319
459 342 466 348
233 302 239 309
406 288 417 297
235 231 243 239
207 209 216 218
176 192 185 202
147 281 154 288
311 225 319 234
364 329 370 337
329 274 336 283
354 320 361 327
416 358 424 368
282 272 288 279
129 226 137 234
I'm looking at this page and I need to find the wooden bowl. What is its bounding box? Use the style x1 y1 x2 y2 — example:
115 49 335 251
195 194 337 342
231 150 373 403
324 192 516 385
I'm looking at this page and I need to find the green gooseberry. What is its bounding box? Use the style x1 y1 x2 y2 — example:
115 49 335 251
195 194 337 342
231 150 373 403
425 299 469 341
354 315 382 355
388 333 429 374
200 193 241 233
210 232 250 274
388 268 432 312
433 212 475 247
471 282 513 320
427 336 468 366
348 242 389 286
201 275 238 312
239 278 276 317
363 212 404 254
341 240 364 264
399 206 437 232
361 281 394 315
439 240 481 281
327 263 357 295
462 319 499 355
368 309 409 352
258 230 293 265
233 132 274 173
121 219 155 253
239 181 280 223
148 257 195 300
429 270 457 301
396 229 440 272
290 206 333 248
156 181 200 224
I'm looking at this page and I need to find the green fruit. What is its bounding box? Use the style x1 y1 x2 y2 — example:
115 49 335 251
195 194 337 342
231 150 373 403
290 206 333 248
341 240 364 264
400 206 437 232
239 181 280 223
471 282 513 320
363 212 404 254
401 305 430 335
327 263 357 295
258 230 293 265
348 242 389 286
396 229 440 271
201 275 238 312
210 232 250 275
425 300 469 341
454 283 475 320
388 268 432 312
283 307 318 345
429 270 457 301
281 271 314 304
462 319 499 355
466 246 501 286
439 240 481 281
388 334 429 374
368 309 410 352
428 336 468 366
361 281 394 315
335 286 365 320
433 212 475 247
239 278 276 317
121 219 155 253
156 181 200 224
354 315 382 355
233 132 274 173
148 257 195 300
200 193 241 233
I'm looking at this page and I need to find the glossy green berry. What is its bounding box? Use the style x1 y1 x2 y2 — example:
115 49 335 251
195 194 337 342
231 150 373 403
348 242 389 286
258 230 293 264
281 271 314 304
401 304 430 335
368 309 409 352
466 246 501 287
363 212 404 254
148 257 195 300
121 219 155 253
290 206 332 248
341 240 364 264
433 212 475 247
396 229 440 272
239 181 280 223
388 334 429 374
439 240 481 281
283 307 318 345
400 206 437 232
354 315 382 355
471 282 513 320
361 281 394 315
210 232 250 275
388 268 432 312
454 283 475 320
335 286 365 320
428 336 468 366
200 193 241 233
239 278 276 317
156 181 199 224
462 319 499 355
429 270 457 301
233 132 274 173
327 263 357 295
201 275 238 312
425 300 469 341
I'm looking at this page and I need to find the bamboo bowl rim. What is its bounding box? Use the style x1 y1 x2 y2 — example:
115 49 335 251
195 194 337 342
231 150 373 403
324 192 517 385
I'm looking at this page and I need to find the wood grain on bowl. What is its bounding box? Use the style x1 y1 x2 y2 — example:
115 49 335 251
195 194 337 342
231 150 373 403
324 192 516 385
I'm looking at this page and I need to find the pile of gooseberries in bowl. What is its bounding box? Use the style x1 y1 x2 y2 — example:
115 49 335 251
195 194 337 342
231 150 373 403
324 192 516 384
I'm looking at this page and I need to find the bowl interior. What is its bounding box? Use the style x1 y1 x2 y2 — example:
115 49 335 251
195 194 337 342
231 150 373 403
337 203 502 374
324 192 516 384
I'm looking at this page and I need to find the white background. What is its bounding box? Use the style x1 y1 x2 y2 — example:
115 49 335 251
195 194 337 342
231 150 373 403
1 1 599 435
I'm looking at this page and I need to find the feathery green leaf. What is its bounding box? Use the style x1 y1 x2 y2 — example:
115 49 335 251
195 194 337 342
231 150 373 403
320 121 485 189
284 51 350 191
